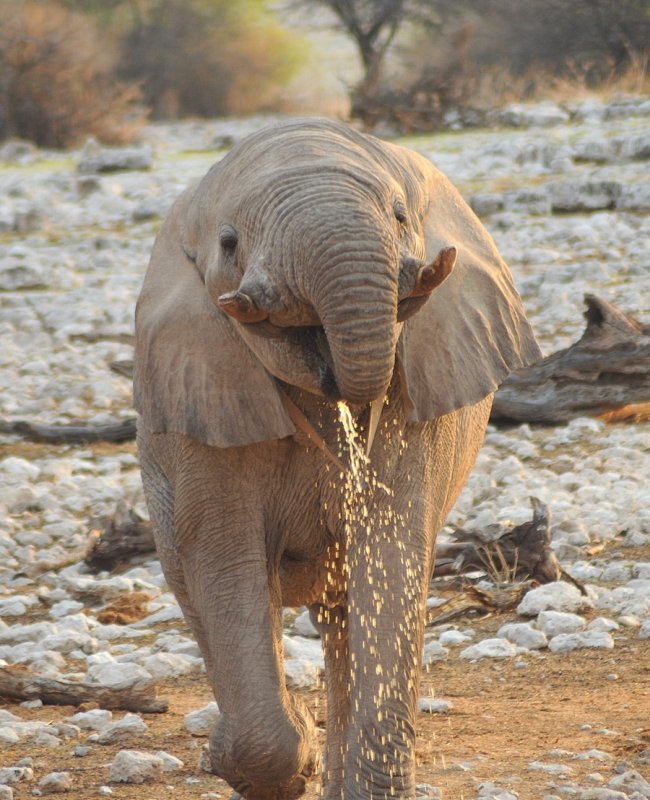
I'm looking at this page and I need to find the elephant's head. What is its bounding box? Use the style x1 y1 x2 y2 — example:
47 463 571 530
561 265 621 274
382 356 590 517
134 119 540 447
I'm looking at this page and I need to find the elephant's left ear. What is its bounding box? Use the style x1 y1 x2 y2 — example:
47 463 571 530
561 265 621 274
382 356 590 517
134 187 295 448
397 158 541 420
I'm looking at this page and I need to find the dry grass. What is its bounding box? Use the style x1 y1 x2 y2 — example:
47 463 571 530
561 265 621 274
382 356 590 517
458 53 650 111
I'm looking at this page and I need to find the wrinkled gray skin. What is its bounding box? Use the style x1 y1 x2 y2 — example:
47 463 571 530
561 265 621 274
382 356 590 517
134 119 540 800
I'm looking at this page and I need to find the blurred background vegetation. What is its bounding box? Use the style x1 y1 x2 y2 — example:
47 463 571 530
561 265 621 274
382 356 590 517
0 0 648 147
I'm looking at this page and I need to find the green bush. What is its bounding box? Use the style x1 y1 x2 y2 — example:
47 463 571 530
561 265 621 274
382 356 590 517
0 1 146 147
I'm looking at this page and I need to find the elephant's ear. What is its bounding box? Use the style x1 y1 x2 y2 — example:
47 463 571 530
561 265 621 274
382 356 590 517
134 188 295 448
397 158 541 420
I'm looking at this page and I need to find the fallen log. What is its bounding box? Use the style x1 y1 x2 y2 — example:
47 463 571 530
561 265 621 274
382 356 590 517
492 294 650 423
434 497 561 584
0 664 168 713
0 417 137 444
85 502 155 572
426 582 532 627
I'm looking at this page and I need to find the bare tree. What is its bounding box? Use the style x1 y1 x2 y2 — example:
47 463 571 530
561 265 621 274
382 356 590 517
299 0 409 97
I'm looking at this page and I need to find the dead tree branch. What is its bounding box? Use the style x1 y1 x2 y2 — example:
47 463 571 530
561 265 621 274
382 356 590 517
492 294 650 423
0 665 168 713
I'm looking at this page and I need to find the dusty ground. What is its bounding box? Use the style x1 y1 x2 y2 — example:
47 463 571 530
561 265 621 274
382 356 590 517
3 564 649 800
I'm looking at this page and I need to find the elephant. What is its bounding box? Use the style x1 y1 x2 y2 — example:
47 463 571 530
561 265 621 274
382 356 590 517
134 118 540 800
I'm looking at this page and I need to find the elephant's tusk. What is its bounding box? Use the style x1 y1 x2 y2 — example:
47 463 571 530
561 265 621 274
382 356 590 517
279 390 348 474
365 396 384 457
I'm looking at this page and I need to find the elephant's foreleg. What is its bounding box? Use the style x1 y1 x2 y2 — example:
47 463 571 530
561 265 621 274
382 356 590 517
342 521 431 800
150 442 317 800
309 603 350 800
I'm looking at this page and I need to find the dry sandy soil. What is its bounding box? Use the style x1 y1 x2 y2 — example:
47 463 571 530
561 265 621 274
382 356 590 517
3 551 649 800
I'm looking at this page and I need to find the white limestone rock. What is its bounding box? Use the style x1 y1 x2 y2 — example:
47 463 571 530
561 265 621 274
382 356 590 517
155 750 184 772
142 652 202 679
497 101 569 128
0 767 33 785
460 638 518 660
0 727 20 745
285 657 320 689
65 709 112 731
517 582 593 616
497 622 548 650
587 618 620 633
38 772 72 793
438 629 473 646
184 702 220 736
422 640 449 665
639 620 650 639
478 781 520 800
0 457 40 481
87 661 152 689
94 713 148 745
418 698 452 714
77 144 153 175
283 634 324 667
537 611 586 637
0 785 13 799
0 595 39 618
548 631 614 653
609 769 650 796
109 750 163 784
293 609 319 638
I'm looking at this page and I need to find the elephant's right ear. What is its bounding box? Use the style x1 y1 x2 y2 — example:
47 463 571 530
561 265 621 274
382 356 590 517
396 154 542 420
133 188 295 447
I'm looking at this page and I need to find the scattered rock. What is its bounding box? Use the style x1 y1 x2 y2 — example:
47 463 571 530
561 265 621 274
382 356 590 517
155 750 184 772
293 609 319 638
37 772 72 793
66 709 112 731
497 102 569 128
460 637 518 660
497 622 548 650
547 180 621 213
422 640 449 664
77 142 153 174
517 582 592 616
109 750 164 784
184 702 220 736
418 698 452 714
537 611 586 637
548 631 614 652
0 767 33 786
87 661 153 689
94 713 148 745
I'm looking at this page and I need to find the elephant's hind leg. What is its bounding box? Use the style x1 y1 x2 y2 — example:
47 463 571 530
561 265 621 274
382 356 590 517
138 432 213 668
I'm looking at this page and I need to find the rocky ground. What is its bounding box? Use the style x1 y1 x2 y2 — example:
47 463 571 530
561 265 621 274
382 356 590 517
0 97 649 800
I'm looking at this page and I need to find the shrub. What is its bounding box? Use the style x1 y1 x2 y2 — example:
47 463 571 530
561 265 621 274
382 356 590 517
118 0 305 119
0 1 146 147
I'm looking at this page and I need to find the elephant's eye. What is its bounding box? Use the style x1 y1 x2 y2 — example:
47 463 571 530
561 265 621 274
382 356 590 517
220 226 238 252
394 201 407 225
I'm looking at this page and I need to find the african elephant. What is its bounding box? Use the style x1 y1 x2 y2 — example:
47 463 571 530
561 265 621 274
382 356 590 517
134 118 540 800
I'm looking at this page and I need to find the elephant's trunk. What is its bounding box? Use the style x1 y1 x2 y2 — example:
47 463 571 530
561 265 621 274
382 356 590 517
314 258 398 406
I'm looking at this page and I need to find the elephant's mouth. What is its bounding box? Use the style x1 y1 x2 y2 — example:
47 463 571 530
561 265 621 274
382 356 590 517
240 319 342 400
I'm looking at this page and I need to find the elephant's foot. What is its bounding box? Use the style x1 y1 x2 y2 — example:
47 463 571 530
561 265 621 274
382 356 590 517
208 694 319 800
